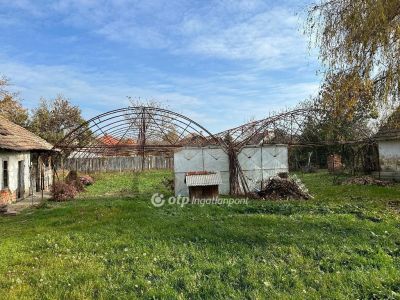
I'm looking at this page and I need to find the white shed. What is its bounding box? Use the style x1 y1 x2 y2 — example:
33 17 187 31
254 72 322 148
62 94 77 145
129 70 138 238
375 108 400 181
0 116 54 205
174 144 288 196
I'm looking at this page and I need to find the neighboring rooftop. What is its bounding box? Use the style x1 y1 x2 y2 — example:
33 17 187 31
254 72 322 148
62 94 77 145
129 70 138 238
0 115 53 151
98 134 120 146
97 135 137 146
376 107 400 140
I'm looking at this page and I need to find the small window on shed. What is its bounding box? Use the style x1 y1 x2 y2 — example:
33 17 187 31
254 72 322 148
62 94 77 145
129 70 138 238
3 160 9 188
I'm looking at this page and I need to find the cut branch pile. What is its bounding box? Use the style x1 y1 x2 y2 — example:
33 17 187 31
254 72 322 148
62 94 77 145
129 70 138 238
342 176 391 186
256 174 312 200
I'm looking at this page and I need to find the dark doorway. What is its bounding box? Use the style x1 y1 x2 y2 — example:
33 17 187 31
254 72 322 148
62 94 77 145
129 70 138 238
17 160 25 199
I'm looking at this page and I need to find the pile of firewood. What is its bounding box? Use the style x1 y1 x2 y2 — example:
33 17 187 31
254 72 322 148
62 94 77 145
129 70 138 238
256 174 312 200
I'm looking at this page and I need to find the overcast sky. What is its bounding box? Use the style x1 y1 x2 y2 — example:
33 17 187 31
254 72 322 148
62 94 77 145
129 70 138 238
0 0 320 133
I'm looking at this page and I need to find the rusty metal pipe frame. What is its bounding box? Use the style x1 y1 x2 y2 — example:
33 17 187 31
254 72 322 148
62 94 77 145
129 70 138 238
57 107 220 146
54 106 225 160
54 106 374 196
67 124 208 160
215 108 325 149
59 110 218 145
68 124 216 160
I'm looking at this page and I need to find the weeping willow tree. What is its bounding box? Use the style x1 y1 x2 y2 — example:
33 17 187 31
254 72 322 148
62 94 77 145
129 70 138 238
306 0 400 110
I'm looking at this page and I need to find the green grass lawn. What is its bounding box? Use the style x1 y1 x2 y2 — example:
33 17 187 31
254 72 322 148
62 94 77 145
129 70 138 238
1 171 400 299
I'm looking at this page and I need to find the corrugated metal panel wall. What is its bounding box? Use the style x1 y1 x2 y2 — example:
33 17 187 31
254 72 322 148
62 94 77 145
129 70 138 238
174 145 288 196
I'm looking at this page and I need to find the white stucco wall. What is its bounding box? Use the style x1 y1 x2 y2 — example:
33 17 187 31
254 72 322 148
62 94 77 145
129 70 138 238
174 145 288 196
376 140 400 181
0 151 31 198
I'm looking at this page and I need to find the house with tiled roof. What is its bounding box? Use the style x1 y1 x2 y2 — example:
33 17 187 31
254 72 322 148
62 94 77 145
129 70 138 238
0 116 54 204
98 134 120 146
375 107 400 181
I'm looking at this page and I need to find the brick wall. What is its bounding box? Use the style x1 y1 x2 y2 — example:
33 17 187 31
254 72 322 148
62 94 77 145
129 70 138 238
327 154 343 173
0 189 16 205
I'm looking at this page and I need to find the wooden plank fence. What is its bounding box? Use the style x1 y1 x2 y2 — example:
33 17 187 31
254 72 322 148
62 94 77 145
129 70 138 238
63 156 173 173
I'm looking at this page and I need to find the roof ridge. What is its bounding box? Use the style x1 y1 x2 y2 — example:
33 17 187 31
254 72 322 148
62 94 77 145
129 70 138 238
375 106 400 140
0 115 54 151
